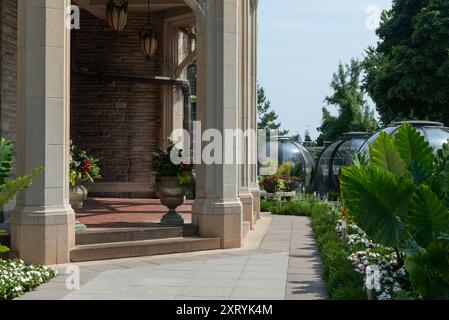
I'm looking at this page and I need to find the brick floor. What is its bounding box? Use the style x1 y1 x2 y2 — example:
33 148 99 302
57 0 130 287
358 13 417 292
76 198 193 228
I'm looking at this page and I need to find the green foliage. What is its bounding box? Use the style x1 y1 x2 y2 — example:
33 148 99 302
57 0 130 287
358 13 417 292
291 162 304 179
257 86 288 136
317 59 378 146
352 152 370 167
0 138 13 188
261 196 320 216
369 131 406 177
70 144 102 187
276 162 293 177
0 138 44 252
341 124 449 299
311 204 366 300
150 139 194 185
363 0 449 124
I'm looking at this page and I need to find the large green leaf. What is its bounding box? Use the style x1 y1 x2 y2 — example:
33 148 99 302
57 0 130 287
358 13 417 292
340 166 414 247
0 167 44 206
405 253 433 299
409 185 449 247
394 123 434 173
0 245 9 253
406 250 449 300
427 240 449 283
370 131 406 177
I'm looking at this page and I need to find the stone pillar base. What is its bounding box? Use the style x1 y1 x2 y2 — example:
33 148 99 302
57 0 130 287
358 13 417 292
239 191 254 230
192 200 243 249
250 187 261 221
11 205 75 265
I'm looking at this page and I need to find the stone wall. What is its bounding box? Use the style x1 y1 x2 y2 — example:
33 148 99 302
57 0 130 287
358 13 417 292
71 10 163 197
0 0 17 222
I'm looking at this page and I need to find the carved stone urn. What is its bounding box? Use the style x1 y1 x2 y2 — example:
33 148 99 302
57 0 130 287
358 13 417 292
69 184 88 209
156 176 187 225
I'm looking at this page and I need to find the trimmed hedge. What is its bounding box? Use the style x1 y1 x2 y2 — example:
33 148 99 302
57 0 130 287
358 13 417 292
310 205 366 300
261 196 321 216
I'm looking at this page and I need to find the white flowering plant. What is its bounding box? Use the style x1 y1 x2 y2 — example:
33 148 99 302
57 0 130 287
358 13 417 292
0 259 58 300
336 219 413 300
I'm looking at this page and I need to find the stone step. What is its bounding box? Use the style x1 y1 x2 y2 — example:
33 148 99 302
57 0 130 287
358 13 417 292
70 237 221 262
76 225 198 245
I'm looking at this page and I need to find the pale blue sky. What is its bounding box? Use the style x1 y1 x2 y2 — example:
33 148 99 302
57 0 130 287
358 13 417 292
258 0 392 139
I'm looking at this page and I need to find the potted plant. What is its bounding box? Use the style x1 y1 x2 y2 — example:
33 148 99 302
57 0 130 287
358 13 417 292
151 140 194 225
260 176 278 193
69 144 101 209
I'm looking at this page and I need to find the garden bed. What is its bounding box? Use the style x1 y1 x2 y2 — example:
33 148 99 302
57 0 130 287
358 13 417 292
261 196 321 216
310 204 366 300
0 259 58 300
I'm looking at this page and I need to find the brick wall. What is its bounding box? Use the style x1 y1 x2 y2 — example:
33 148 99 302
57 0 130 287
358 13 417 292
71 10 163 197
0 0 17 222
0 0 17 145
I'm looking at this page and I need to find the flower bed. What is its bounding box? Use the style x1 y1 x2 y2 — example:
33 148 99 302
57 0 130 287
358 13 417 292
0 259 58 300
335 220 412 300
311 205 366 300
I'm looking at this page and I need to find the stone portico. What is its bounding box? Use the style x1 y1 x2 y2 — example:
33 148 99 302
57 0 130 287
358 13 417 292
0 0 260 264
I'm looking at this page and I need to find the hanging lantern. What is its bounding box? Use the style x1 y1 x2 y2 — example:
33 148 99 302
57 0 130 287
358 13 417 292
139 0 159 59
106 0 128 33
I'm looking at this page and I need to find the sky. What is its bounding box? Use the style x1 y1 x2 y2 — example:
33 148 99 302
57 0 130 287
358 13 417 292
258 0 393 140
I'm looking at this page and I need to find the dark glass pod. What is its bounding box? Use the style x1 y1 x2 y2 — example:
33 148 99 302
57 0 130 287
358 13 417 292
360 121 449 154
259 137 315 186
316 132 372 194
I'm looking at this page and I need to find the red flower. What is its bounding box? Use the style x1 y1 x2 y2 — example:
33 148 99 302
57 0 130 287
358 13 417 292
82 159 91 174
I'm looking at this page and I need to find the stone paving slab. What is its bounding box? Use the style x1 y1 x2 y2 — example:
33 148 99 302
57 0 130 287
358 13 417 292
17 214 327 300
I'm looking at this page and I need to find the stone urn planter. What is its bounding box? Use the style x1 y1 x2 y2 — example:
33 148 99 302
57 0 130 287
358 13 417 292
70 184 88 209
156 176 187 225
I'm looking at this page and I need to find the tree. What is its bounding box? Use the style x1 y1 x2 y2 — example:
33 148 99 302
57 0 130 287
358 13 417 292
317 59 378 146
257 86 289 136
363 0 449 125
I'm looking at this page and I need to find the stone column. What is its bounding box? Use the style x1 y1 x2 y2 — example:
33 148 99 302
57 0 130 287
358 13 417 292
192 0 243 249
248 0 261 220
11 0 75 265
238 0 254 232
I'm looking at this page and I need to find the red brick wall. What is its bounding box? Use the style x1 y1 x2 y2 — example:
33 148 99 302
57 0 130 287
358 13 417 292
0 0 17 145
71 10 163 197
0 0 17 222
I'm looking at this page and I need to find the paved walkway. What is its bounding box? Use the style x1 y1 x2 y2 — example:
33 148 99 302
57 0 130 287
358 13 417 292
18 214 327 300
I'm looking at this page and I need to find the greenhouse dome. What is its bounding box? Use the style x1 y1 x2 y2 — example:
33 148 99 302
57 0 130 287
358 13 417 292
259 137 315 186
360 121 449 154
316 132 372 194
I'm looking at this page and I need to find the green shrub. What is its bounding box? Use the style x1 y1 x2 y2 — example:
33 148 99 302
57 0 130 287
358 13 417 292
261 196 321 216
341 124 449 299
276 161 293 177
311 205 366 300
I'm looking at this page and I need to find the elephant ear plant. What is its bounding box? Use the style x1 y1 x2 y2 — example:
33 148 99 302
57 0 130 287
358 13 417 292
0 138 43 253
340 123 449 299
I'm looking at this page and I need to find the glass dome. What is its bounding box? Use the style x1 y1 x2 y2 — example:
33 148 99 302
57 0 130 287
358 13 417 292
360 121 449 154
316 132 372 194
259 137 315 186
